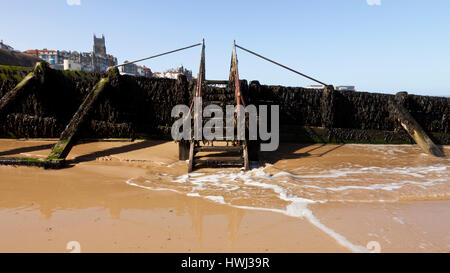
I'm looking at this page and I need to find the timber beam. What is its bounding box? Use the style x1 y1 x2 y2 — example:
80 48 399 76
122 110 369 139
46 67 120 164
390 92 444 157
0 61 48 117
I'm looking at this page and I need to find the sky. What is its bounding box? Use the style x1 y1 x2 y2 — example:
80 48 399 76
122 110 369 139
0 0 449 96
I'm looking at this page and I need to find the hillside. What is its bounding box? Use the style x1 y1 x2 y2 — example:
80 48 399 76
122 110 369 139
0 48 42 67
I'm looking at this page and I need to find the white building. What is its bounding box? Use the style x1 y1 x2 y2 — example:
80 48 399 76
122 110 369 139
63 59 82 71
136 66 147 77
306 84 325 89
121 62 152 78
153 66 192 81
335 86 355 91
306 84 356 91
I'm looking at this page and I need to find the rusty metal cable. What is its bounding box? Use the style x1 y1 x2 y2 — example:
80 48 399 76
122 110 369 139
114 42 202 68
235 44 328 86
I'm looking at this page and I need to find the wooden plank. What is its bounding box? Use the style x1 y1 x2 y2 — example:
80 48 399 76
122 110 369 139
203 100 226 105
0 157 63 168
205 80 229 85
195 146 241 153
243 141 250 171
390 92 444 157
178 141 190 160
46 67 118 162
188 141 195 173
0 62 46 116
196 156 244 166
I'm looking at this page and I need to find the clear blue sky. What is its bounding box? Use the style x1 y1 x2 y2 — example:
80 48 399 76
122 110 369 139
1 0 449 96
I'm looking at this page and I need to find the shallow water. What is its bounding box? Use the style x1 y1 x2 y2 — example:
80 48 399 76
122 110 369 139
127 145 449 206
1 140 448 252
126 144 449 252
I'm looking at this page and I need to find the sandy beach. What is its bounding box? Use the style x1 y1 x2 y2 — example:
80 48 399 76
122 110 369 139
0 139 448 253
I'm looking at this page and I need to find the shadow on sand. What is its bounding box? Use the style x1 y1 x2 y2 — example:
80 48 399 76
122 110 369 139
259 143 344 165
68 140 168 164
0 143 55 157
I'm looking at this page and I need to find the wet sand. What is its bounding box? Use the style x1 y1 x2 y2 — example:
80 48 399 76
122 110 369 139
0 139 448 252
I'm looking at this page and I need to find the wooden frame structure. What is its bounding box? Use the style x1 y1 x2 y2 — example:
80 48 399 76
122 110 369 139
186 40 250 172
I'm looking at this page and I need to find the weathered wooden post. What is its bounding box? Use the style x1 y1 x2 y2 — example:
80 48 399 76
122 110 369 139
46 66 120 164
231 40 250 171
178 140 190 160
321 85 335 129
185 39 206 168
390 92 444 157
0 61 47 117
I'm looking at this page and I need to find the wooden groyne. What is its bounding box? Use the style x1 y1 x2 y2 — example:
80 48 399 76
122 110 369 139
389 92 444 157
0 62 47 117
0 62 448 168
47 67 118 164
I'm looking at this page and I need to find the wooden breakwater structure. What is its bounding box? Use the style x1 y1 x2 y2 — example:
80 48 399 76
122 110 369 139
0 61 447 168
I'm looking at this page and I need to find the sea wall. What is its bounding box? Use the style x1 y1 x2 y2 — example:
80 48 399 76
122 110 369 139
0 66 188 139
248 81 323 127
0 65 104 138
0 65 448 144
248 82 448 144
248 83 448 133
0 65 32 98
87 74 188 138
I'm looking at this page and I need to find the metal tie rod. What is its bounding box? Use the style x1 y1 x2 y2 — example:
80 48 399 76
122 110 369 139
114 42 203 68
235 44 328 86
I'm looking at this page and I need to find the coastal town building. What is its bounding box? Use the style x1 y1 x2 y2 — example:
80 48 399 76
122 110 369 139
335 86 355 91
0 40 14 51
121 61 152 78
23 49 64 69
306 84 325 89
137 65 152 78
121 61 137 75
23 35 117 72
306 84 356 91
153 66 192 81
91 34 117 72
63 59 82 71
93 35 107 56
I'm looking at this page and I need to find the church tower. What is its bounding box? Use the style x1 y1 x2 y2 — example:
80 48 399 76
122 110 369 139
93 34 106 56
